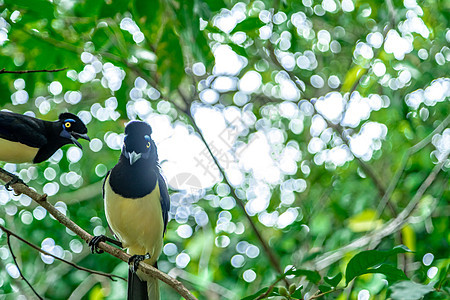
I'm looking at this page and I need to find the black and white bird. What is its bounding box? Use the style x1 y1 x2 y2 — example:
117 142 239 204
0 111 89 188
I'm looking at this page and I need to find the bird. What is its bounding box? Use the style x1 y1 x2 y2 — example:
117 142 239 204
89 121 170 300
0 111 90 189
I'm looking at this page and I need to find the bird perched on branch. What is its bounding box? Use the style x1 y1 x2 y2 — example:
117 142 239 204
89 121 170 300
0 111 90 188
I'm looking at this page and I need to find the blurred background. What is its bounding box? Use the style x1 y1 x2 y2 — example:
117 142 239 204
0 0 448 299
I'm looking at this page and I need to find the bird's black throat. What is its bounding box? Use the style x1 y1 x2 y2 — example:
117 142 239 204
108 156 159 199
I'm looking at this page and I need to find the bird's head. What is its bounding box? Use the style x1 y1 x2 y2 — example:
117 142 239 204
122 121 156 166
58 113 90 149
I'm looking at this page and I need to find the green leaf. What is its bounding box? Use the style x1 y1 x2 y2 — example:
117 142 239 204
156 25 185 91
133 0 160 37
286 269 321 284
99 0 130 18
345 245 411 285
231 17 265 36
229 44 247 58
290 285 304 298
241 287 268 300
435 265 449 290
324 272 342 287
364 264 409 283
5 0 55 20
341 64 364 93
73 0 103 18
318 284 332 292
389 281 434 300
204 0 226 13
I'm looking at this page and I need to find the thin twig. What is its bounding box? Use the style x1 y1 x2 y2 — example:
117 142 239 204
0 170 198 300
0 68 67 74
6 232 44 300
376 114 450 217
254 277 284 300
385 0 396 29
313 157 447 270
0 225 126 282
309 287 343 299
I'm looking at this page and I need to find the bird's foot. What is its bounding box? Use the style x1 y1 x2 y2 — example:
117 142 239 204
0 169 26 192
88 235 123 254
128 253 151 273
89 235 107 254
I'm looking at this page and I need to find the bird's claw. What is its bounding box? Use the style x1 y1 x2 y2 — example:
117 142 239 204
4 175 25 191
88 235 106 254
5 176 26 195
128 253 151 273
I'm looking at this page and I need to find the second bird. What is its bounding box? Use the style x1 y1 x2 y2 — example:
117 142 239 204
90 121 170 300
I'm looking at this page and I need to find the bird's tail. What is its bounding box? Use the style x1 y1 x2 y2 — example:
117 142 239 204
127 268 160 300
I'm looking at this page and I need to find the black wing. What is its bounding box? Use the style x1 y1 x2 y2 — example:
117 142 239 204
102 170 111 200
0 111 47 148
158 173 170 234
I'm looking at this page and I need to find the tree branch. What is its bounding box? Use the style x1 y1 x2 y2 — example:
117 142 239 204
309 288 343 299
0 68 67 74
0 170 198 300
376 114 450 217
6 231 43 299
313 157 447 270
0 224 125 282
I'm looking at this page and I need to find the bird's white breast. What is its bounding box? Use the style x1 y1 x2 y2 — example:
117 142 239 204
0 138 38 163
104 175 164 266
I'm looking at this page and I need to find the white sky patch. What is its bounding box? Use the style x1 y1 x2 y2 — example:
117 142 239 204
349 122 388 161
341 92 372 127
310 114 327 137
354 42 374 60
213 45 247 76
384 29 413 60
372 61 386 77
200 89 220 104
367 32 383 48
400 10 430 38
239 132 280 183
277 208 299 228
431 128 450 161
212 76 238 93
405 77 450 109
214 10 237 34
239 71 262 93
315 92 345 123
274 72 301 101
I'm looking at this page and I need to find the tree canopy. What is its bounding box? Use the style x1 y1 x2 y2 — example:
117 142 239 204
0 0 449 299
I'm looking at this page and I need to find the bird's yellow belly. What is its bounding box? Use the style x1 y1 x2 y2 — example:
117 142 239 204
104 176 164 266
0 138 38 163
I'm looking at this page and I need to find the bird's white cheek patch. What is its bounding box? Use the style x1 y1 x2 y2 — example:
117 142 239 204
0 138 38 163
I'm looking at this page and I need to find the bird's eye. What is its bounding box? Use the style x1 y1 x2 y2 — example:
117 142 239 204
146 142 151 148
65 122 72 128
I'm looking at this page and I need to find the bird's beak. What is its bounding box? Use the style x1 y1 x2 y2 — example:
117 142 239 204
125 151 142 165
70 133 90 149
71 132 91 141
